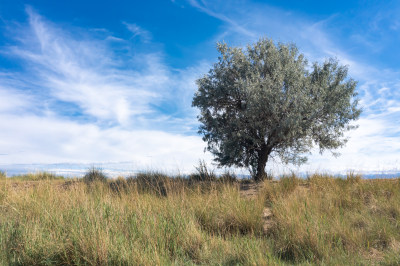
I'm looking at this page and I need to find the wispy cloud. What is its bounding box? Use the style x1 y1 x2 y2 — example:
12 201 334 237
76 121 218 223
123 22 152 42
1 2 399 176
3 7 204 129
0 7 212 171
185 0 400 174
6 8 167 126
187 0 256 38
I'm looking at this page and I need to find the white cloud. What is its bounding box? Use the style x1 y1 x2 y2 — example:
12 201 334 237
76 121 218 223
8 9 173 127
0 113 212 173
3 8 210 129
1 3 399 176
187 0 256 37
185 0 400 175
0 8 215 174
0 87 31 113
123 22 152 42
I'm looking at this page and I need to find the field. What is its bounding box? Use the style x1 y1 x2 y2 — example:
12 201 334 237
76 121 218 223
0 171 399 265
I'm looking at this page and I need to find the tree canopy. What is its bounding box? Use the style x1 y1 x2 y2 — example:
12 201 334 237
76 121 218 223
192 38 361 181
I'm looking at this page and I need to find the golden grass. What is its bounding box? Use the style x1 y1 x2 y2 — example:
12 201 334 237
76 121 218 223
0 172 399 265
262 174 400 264
0 177 271 265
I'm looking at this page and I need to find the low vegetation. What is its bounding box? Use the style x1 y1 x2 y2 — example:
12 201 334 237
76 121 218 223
4 171 64 181
0 170 399 265
83 167 107 183
262 174 400 264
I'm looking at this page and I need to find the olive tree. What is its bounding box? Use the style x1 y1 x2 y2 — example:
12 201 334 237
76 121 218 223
192 38 361 181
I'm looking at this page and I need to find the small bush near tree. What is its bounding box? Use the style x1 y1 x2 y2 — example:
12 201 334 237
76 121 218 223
83 167 107 183
189 160 216 181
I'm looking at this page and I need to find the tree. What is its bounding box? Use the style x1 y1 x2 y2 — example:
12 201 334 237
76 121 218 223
192 38 361 181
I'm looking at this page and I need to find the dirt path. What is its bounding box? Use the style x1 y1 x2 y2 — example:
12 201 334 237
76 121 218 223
239 182 264 199
239 182 274 234
239 181 311 234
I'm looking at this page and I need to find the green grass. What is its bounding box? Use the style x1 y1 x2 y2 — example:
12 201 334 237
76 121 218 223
0 173 399 265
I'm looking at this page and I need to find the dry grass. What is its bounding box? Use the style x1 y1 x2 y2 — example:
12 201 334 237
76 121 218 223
0 176 271 265
0 172 399 265
261 174 400 264
6 171 64 181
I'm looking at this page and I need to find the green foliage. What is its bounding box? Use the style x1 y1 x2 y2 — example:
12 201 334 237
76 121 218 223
83 167 108 183
0 170 6 179
193 38 361 180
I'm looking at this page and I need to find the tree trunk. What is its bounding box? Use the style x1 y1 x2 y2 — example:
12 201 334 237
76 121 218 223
254 144 271 182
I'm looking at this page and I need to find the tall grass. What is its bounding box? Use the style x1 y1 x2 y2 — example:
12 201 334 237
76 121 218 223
0 178 272 265
1 173 399 264
262 174 400 264
188 160 216 181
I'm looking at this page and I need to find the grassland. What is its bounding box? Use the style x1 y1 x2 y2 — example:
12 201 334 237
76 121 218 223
0 171 399 265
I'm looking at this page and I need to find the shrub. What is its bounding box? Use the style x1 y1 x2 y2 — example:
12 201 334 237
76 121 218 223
83 167 107 183
0 170 6 179
218 170 237 183
109 177 131 194
136 171 170 196
189 160 216 181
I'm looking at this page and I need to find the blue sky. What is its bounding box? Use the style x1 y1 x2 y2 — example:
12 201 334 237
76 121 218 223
0 0 399 176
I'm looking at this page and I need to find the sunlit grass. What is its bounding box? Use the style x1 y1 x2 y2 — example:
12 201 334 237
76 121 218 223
262 173 400 264
0 171 399 265
6 171 64 181
0 170 6 179
0 176 271 265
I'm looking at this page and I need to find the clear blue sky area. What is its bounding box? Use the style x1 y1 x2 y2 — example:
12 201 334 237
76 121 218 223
0 0 399 176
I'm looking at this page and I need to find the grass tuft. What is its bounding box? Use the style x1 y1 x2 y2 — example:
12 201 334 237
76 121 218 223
218 170 237 184
189 160 216 181
83 167 107 184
